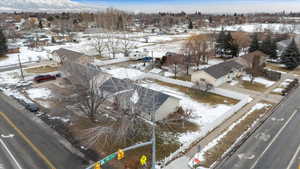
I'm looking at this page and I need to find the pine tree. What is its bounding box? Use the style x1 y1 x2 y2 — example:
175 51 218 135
188 19 193 29
249 33 259 53
225 32 239 57
38 20 43 29
260 34 277 59
282 38 300 70
260 34 272 55
269 40 277 59
215 28 226 56
0 29 7 56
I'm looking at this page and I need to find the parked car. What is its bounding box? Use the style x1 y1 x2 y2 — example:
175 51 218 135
25 103 39 112
16 99 39 112
143 57 153 62
34 75 56 83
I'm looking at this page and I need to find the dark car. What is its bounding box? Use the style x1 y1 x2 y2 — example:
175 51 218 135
25 103 39 112
34 74 56 83
143 57 153 62
17 99 39 112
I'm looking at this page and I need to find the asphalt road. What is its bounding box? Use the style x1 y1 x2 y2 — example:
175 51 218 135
215 87 300 169
0 94 85 169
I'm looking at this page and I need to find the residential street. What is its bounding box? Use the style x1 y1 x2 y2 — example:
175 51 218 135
215 87 300 169
0 93 85 169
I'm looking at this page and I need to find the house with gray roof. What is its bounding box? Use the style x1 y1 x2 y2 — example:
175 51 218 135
52 48 91 64
100 77 180 120
191 60 244 86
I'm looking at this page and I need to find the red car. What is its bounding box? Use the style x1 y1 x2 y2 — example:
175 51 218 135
34 75 56 83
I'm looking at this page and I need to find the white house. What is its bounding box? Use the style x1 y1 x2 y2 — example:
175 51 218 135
100 77 180 121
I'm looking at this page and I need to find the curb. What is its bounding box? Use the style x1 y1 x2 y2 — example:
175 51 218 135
0 92 86 160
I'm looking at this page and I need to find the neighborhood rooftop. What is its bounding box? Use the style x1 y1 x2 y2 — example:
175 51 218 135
203 60 244 79
100 77 171 113
52 48 85 59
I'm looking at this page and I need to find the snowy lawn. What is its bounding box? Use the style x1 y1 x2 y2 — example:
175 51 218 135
140 81 238 145
26 88 52 99
272 79 293 94
210 23 300 33
103 67 145 80
189 103 272 169
1 47 51 67
242 75 275 88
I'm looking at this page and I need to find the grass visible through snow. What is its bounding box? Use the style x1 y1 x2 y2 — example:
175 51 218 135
201 102 273 168
241 81 267 92
266 63 290 73
155 80 238 105
25 66 58 74
172 75 191 82
71 115 198 167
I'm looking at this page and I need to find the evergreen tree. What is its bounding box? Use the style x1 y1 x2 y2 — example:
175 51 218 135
225 32 239 57
260 34 272 55
188 19 193 29
270 40 278 59
249 33 259 52
38 20 43 29
215 28 226 56
282 38 300 70
0 29 7 56
260 34 277 59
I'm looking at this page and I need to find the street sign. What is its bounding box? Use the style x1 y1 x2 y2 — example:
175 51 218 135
140 155 147 165
117 149 125 160
94 162 101 169
100 153 116 165
193 158 201 166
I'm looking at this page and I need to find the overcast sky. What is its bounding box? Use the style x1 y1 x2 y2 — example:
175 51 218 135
73 0 300 13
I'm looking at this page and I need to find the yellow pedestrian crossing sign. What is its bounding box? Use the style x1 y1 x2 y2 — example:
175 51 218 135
140 155 147 165
94 162 101 169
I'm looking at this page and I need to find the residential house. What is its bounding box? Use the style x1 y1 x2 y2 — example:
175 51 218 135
277 35 300 57
236 50 267 75
7 45 20 54
51 35 73 43
51 48 91 64
100 77 180 121
191 60 244 86
163 52 185 66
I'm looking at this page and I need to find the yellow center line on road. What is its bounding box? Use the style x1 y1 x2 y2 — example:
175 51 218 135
0 112 56 169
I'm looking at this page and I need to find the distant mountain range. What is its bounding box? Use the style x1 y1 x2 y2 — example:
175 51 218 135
0 0 103 12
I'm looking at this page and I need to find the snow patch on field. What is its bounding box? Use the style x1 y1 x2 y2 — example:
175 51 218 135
103 67 145 80
27 88 52 99
242 75 275 87
1 47 50 67
211 23 300 33
273 88 284 93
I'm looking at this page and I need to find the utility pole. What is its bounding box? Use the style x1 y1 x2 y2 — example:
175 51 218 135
151 110 156 169
18 54 24 81
152 50 154 69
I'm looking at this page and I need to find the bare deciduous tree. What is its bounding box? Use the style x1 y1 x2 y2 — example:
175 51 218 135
106 32 120 58
93 34 106 58
120 32 135 57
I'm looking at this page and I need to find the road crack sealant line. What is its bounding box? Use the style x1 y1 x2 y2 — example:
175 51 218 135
211 87 299 169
